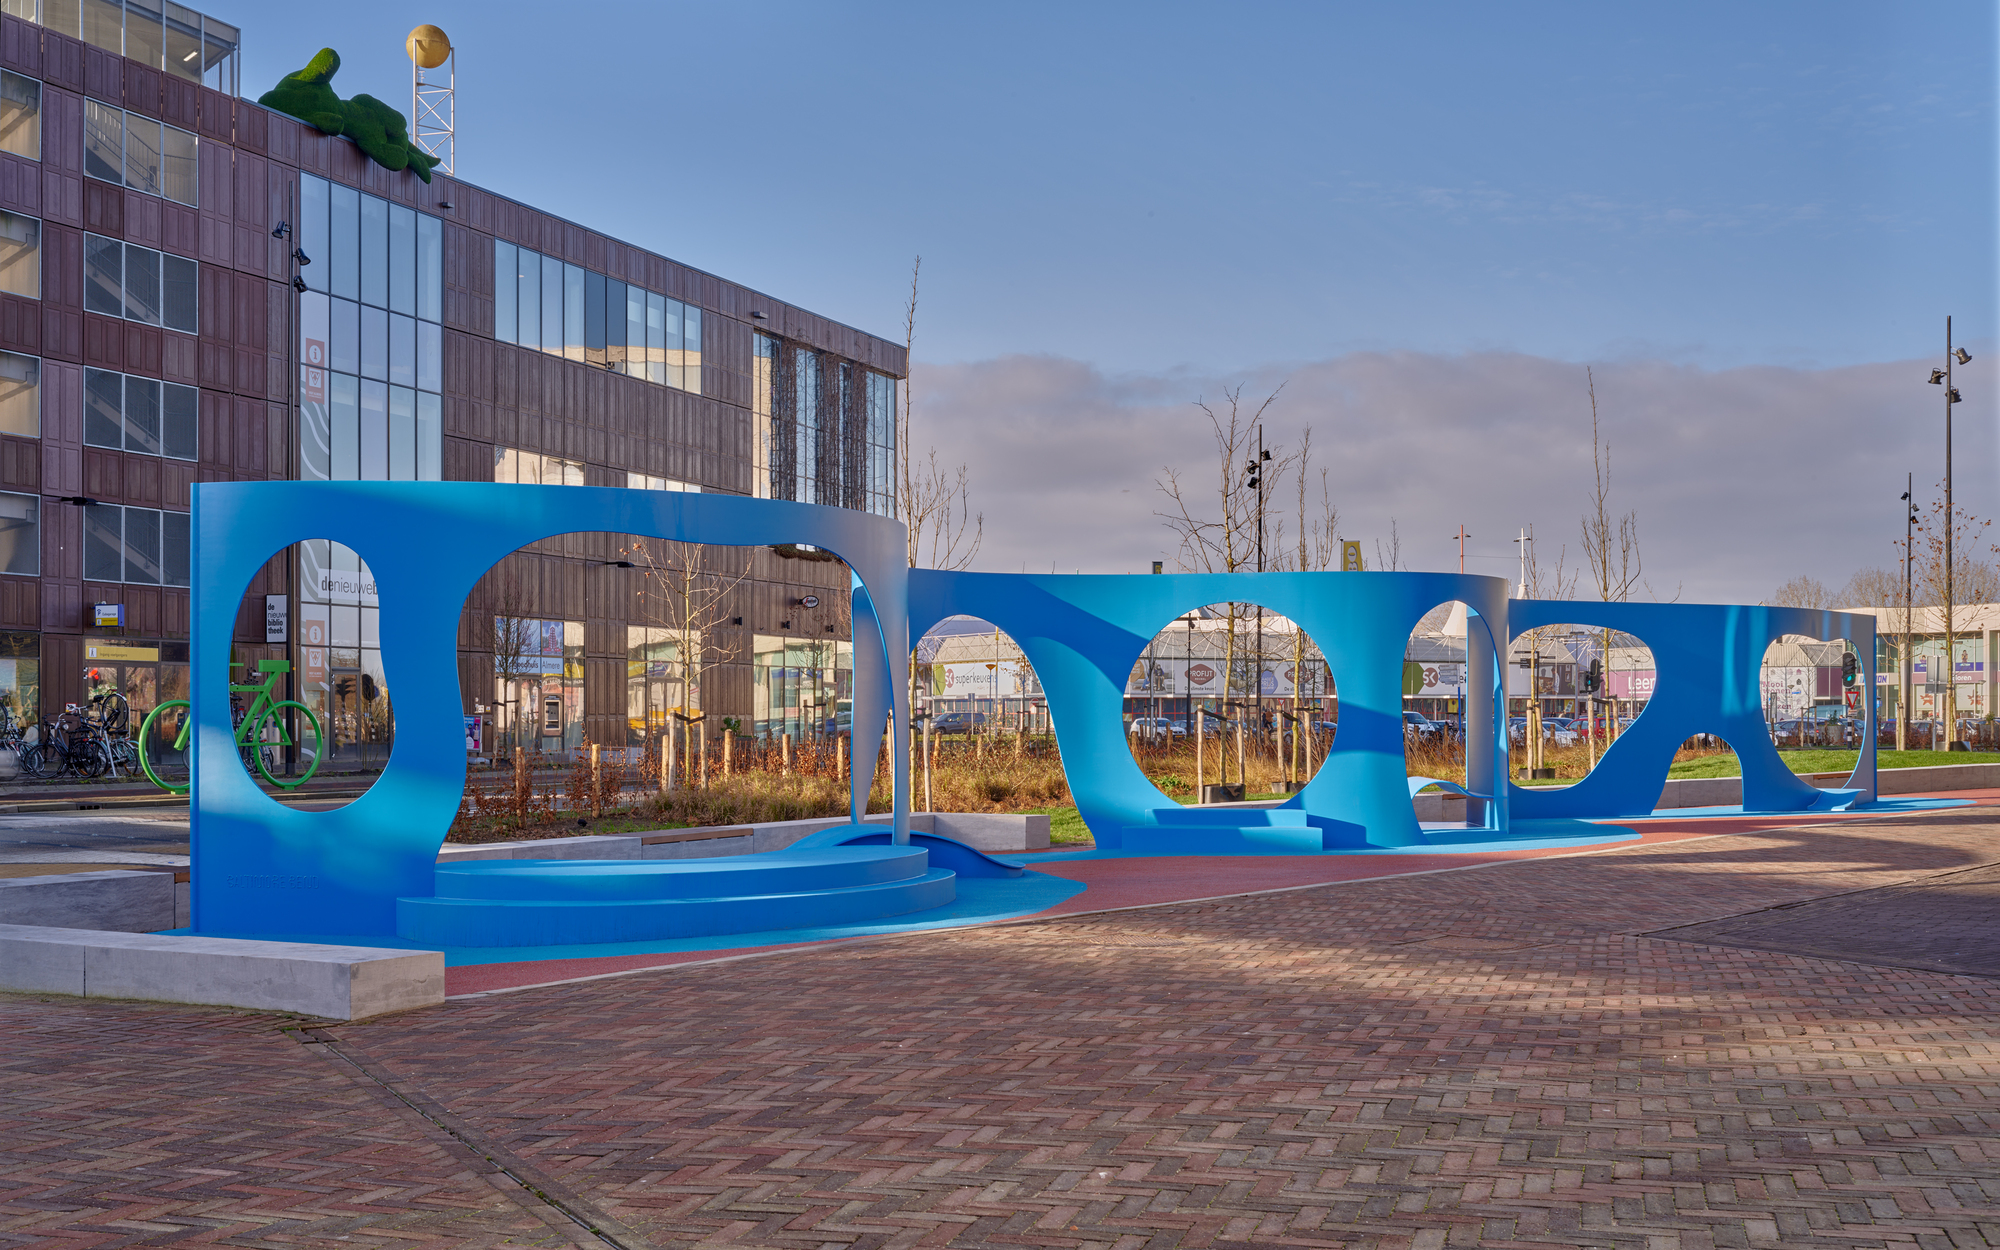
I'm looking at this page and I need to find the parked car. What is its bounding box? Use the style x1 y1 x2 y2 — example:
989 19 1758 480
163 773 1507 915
1127 716 1186 739
926 711 987 736
1403 711 1448 742
1509 717 1578 746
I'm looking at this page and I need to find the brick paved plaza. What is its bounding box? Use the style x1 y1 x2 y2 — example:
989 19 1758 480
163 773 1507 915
5 804 1999 1249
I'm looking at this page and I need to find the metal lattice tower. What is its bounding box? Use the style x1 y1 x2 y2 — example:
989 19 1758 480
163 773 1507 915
407 25 454 176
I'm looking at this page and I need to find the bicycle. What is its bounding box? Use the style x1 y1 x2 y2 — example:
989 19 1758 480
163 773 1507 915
22 706 109 780
138 660 324 794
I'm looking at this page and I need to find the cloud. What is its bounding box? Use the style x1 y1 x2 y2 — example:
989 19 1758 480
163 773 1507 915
911 350 1996 605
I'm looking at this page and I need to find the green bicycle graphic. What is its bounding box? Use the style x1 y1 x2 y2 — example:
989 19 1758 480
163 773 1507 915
138 660 325 794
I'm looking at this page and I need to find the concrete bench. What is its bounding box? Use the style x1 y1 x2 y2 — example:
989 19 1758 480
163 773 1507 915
0 870 180 932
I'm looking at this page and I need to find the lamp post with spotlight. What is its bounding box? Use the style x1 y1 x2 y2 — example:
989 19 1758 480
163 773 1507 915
1925 318 1972 746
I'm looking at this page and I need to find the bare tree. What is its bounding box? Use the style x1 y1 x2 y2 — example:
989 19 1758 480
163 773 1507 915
1837 566 1903 608
1769 575 1833 609
619 537 754 785
483 558 539 758
897 256 983 572
1579 368 1643 604
1911 490 1998 744
1289 426 1341 573
1373 518 1405 572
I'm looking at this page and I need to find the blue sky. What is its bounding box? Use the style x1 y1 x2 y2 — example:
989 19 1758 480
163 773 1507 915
240 2 2000 596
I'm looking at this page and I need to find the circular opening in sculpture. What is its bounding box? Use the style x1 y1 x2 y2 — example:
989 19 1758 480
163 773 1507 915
909 615 1065 813
1504 619 1654 787
1760 634 1877 755
1124 602 1334 804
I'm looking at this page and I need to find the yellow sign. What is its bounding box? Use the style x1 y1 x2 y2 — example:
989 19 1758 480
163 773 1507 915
1340 540 1364 572
85 643 159 662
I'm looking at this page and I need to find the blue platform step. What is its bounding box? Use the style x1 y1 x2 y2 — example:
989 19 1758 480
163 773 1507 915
397 845 955 947
1121 805 1326 854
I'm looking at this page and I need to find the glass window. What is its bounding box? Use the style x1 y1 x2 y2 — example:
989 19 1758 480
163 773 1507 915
122 243 160 325
163 3 201 84
330 372 358 479
416 392 440 481
539 255 562 357
0 71 40 162
513 246 536 349
359 193 387 309
123 116 161 197
603 278 624 371
299 175 328 294
81 0 121 56
83 368 121 449
662 299 683 389
161 253 195 334
200 17 238 95
359 379 387 479
162 508 188 586
388 312 414 388
0 490 36 576
83 503 120 581
42 0 81 39
584 270 605 367
0 211 36 299
493 240 516 344
492 445 519 484
124 0 164 71
84 233 121 316
329 297 359 376
162 383 195 460
683 306 702 394
159 124 195 206
389 204 415 317
0 351 35 438
624 285 645 378
122 503 159 584
329 183 359 301
563 264 585 362
359 304 387 381
416 320 439 393
646 292 665 386
122 375 160 455
416 213 440 323
388 386 414 481
83 99 122 184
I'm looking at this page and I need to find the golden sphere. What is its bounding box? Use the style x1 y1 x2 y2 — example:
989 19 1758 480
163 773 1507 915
406 25 451 69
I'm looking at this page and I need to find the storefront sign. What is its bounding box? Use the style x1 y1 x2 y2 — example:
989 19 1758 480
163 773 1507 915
91 603 123 628
264 595 289 643
463 714 482 752
84 641 159 662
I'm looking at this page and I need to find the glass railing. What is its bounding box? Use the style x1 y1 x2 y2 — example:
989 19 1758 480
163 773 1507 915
2 0 239 96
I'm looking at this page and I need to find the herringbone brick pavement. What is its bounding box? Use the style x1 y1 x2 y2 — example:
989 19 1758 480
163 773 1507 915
6 805 2000 1249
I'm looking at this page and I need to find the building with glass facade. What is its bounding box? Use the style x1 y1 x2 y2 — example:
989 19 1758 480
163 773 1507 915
0 8 903 763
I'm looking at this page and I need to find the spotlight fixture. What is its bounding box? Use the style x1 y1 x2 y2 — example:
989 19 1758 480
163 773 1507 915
780 619 793 630
1948 388 1963 404
56 495 99 506
1929 369 1946 384
291 275 308 293
749 310 767 321
825 623 836 633
731 616 743 625
292 247 311 266
270 220 289 239
1955 347 1972 365
438 201 453 210
593 559 636 569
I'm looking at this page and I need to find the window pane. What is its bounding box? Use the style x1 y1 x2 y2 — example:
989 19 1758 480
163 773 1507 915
163 3 200 84
539 255 562 357
83 368 121 448
0 71 41 162
0 350 36 438
583 269 605 367
123 505 160 584
359 303 387 381
159 124 196 206
624 285 645 378
161 382 196 460
359 193 387 308
493 445 514 483
563 457 584 487
299 174 328 294
81 0 121 56
359 379 387 479
329 296 358 375
416 319 439 393
388 386 414 481
492 240 516 344
122 375 160 455
646 292 665 386
84 232 121 315
416 212 440 322
123 243 161 324
123 115 162 197
0 211 37 299
160 252 196 333
330 372 358 479
162 509 188 586
84 99 122 183
0 490 36 576
514 247 538 350
83 503 121 581
683 306 701 394
663 299 683 389
388 312 414 387
388 203 415 316
124 0 163 70
416 392 439 481
563 264 584 362
42 0 80 39
603 278 624 371
329 182 358 301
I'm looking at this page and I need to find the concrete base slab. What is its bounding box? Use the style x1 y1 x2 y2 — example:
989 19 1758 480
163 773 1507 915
0 870 175 932
0 924 443 1020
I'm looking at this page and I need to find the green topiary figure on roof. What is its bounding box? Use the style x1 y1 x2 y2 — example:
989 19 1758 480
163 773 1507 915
258 49 442 183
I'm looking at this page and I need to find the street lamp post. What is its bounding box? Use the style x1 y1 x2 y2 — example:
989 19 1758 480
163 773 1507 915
1925 318 1972 746
1900 476 1916 754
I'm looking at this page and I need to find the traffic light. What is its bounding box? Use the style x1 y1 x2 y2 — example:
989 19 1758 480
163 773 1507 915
1842 652 1858 687
1583 658 1602 694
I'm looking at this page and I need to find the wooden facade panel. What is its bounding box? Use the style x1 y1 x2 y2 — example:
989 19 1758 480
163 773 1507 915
0 292 37 356
232 345 259 395
125 321 160 377
196 84 231 142
41 305 77 361
124 451 159 505
83 45 119 105
196 388 227 466
230 272 265 351
196 338 229 390
83 177 121 236
0 14 42 77
266 401 287 476
0 574 39 629
0 432 35 491
81 312 120 371
41 223 81 310
162 457 193 508
122 61 159 119
235 100 266 155
41 495 77 582
0 151 40 217
162 74 196 131
161 329 196 386
162 200 197 257
41 29 83 94
231 394 263 472
122 187 160 248
197 139 232 229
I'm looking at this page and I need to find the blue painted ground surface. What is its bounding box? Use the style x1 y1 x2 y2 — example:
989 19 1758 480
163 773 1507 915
169 870 1086 967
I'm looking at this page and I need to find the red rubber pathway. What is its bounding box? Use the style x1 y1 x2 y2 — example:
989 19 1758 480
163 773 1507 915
7 795 2000 1248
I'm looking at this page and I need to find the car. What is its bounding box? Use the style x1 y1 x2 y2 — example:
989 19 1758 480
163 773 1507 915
1127 716 1186 739
1402 711 1448 742
1508 716 1577 747
925 710 987 736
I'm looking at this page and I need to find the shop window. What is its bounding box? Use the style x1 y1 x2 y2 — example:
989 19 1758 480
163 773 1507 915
0 210 36 299
81 503 187 586
0 628 37 727
0 351 37 438
0 71 40 162
0 490 35 575
84 234 196 334
84 368 197 460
